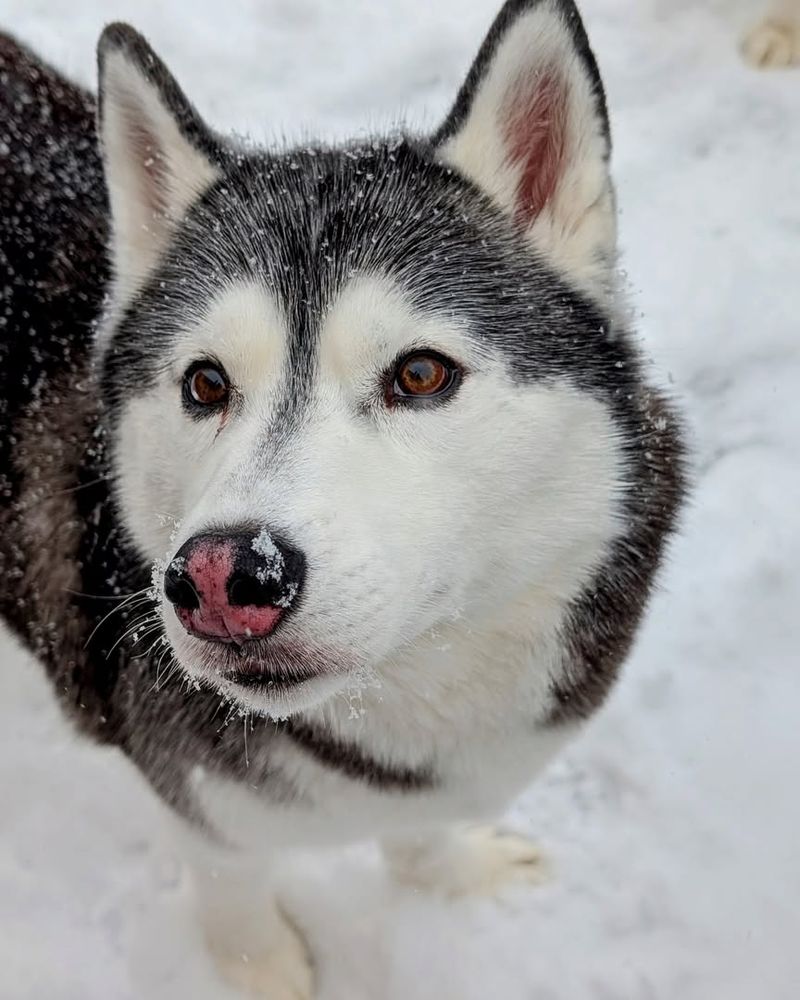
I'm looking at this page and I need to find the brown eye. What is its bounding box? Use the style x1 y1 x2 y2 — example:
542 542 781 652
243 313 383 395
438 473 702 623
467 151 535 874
392 352 460 402
183 363 230 411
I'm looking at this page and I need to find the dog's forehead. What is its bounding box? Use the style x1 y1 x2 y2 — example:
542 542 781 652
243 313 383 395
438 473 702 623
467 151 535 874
153 139 513 362
187 139 612 378
208 139 504 312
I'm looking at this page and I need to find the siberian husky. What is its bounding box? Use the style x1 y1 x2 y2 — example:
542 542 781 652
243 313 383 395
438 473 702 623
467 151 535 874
0 1 686 995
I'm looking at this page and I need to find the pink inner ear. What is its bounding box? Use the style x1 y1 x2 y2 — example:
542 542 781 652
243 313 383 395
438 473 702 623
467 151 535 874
503 70 567 227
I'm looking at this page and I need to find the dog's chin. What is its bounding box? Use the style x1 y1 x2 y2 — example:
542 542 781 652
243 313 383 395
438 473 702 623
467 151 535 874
166 627 353 718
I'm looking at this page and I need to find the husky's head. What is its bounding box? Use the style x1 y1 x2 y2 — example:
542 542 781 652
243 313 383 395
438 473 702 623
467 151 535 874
97 1 636 718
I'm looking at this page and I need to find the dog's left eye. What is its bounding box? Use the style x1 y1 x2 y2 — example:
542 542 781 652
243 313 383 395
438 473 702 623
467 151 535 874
182 362 230 411
390 352 461 404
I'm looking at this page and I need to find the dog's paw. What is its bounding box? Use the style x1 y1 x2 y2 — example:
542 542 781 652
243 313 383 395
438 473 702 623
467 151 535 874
741 18 800 68
210 914 313 999
385 825 549 898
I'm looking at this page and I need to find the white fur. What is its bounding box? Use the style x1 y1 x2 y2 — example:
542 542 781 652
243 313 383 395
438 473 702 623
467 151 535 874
383 825 548 896
109 265 625 869
117 272 623 725
183 829 313 998
115 281 288 555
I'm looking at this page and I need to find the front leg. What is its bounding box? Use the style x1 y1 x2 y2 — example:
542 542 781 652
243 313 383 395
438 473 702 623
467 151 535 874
186 841 313 999
382 824 549 898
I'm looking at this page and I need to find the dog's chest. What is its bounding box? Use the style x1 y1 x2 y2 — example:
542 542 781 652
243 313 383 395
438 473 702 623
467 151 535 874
191 653 577 851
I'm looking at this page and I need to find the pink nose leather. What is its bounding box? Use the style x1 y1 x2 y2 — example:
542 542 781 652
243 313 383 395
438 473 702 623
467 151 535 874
176 539 283 641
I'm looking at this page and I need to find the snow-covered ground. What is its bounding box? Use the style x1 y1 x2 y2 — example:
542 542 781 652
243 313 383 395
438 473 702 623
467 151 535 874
1 1 798 997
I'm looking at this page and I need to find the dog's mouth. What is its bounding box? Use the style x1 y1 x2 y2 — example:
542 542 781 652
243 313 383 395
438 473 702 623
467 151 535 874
174 633 352 709
221 665 314 688
218 650 322 693
161 600 355 712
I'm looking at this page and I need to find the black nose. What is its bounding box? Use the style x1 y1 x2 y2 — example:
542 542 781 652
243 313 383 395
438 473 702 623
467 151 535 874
163 528 305 641
227 529 306 610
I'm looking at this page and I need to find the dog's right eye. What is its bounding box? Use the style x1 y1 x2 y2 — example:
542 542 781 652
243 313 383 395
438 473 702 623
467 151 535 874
182 362 230 412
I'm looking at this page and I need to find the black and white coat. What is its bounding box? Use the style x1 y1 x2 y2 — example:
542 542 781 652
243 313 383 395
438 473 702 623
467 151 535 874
0 2 685 995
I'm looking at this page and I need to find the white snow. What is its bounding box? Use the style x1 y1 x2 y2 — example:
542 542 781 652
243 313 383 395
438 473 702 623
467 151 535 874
1 1 799 997
251 528 285 584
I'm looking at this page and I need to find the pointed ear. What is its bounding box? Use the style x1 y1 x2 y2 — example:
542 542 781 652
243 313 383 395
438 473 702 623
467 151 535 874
435 0 615 298
97 23 221 303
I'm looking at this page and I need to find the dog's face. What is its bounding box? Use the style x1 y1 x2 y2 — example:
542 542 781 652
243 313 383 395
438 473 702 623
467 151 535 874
98 3 628 717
